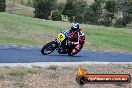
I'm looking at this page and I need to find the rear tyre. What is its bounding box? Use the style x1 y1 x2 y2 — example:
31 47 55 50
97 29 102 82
41 41 57 55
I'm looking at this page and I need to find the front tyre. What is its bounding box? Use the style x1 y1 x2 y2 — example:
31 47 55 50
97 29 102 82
41 41 57 55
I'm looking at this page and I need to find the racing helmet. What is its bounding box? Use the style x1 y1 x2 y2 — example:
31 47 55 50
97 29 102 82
71 23 80 31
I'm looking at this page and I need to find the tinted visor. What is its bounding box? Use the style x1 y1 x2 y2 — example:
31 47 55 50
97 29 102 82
71 27 78 31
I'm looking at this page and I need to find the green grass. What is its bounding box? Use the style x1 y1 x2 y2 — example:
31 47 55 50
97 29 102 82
9 68 40 77
0 74 5 80
0 12 132 52
0 12 65 46
7 67 39 88
47 66 58 71
83 25 132 52
14 10 34 17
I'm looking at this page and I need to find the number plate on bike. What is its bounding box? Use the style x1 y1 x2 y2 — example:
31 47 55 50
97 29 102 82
57 33 65 42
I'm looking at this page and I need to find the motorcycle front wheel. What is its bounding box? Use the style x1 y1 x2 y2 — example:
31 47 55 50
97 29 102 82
41 41 57 55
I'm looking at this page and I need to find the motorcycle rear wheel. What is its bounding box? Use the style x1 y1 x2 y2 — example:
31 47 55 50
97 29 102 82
41 41 57 55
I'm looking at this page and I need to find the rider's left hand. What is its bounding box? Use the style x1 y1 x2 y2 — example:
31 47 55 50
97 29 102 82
68 41 74 45
71 42 74 45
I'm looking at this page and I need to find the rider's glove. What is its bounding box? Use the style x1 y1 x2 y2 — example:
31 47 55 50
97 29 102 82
71 42 74 45
68 41 74 45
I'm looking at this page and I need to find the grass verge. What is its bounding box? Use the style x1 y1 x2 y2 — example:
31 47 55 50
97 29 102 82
9 68 40 77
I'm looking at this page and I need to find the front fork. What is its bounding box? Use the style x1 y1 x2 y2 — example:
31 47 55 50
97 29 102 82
54 39 74 55
54 39 60 47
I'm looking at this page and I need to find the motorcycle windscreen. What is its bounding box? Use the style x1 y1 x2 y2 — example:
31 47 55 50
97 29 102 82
57 33 66 42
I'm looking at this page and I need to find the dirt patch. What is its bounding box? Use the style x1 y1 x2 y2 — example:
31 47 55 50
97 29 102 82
0 64 131 88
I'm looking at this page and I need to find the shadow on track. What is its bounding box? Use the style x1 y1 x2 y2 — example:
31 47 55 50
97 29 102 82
47 54 85 57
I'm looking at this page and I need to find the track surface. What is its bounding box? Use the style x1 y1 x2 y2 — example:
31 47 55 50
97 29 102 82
0 45 132 63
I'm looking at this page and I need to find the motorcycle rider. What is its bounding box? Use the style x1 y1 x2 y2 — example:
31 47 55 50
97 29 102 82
61 23 85 55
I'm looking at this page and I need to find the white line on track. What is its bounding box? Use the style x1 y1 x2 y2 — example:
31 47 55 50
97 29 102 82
0 62 132 67
12 45 17 47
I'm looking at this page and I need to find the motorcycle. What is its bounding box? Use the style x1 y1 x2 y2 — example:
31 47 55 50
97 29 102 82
41 31 78 56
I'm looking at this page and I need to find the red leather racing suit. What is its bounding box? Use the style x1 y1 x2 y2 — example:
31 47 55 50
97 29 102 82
68 29 85 54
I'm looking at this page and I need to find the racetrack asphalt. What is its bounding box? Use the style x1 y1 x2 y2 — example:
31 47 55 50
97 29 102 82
0 45 132 63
